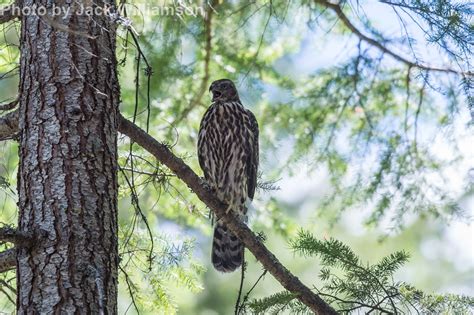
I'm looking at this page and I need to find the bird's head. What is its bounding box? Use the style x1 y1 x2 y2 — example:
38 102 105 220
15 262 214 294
209 79 239 102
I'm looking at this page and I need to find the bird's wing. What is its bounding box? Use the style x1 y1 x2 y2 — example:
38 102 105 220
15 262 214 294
246 110 259 200
198 107 212 180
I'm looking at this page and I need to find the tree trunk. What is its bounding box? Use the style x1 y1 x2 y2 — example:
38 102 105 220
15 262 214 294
17 1 120 313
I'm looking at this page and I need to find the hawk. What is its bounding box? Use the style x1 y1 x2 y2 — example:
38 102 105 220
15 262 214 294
198 79 259 272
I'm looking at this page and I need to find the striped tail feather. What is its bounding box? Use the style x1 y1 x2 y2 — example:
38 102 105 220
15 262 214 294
211 222 243 272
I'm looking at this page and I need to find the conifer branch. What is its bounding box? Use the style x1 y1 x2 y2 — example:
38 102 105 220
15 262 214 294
314 0 472 76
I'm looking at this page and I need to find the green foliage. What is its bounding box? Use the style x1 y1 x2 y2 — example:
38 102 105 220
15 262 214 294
249 230 473 314
382 0 473 59
399 285 474 314
249 231 473 314
247 291 310 315
118 231 204 314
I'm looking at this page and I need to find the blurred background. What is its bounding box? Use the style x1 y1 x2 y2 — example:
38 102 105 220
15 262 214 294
0 0 472 313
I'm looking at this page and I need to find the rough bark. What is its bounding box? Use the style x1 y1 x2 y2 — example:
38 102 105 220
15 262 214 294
17 1 120 313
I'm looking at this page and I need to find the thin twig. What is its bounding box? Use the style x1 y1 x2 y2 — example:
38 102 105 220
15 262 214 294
0 98 18 111
0 279 15 293
0 287 14 304
128 29 153 131
119 265 140 315
235 259 246 315
238 269 268 314
318 291 396 314
414 80 426 154
118 165 155 271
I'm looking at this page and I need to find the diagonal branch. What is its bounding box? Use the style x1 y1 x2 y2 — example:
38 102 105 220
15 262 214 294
118 115 337 315
0 4 19 24
313 0 472 76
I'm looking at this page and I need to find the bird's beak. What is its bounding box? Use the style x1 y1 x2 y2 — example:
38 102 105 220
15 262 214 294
209 84 221 99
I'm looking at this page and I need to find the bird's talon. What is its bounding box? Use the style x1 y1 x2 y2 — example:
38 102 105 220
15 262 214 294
202 180 213 192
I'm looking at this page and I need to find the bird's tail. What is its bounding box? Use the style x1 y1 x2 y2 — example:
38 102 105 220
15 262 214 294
211 222 243 272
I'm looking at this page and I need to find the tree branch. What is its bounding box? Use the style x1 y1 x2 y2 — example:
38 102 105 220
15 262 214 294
0 109 19 140
0 4 19 24
0 98 18 111
0 249 16 273
313 0 472 76
117 115 337 315
0 226 33 247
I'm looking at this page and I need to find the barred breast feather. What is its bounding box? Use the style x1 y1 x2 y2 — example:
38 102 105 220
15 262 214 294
198 100 259 272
